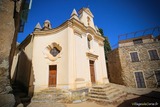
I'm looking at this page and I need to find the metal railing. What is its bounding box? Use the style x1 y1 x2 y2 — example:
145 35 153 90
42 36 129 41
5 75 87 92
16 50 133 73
111 26 160 50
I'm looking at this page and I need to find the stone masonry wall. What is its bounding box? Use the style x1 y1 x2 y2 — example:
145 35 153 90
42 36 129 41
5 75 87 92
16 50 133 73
107 49 124 85
0 0 22 106
119 41 160 88
0 0 15 92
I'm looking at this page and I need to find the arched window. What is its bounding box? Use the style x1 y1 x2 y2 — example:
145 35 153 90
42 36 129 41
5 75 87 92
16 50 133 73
87 16 90 26
87 38 91 49
87 35 92 49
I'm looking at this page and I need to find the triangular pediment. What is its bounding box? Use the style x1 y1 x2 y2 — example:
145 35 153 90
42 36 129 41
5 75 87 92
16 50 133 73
78 8 94 17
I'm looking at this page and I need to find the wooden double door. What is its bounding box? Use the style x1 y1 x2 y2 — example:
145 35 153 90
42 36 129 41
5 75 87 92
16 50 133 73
89 60 95 83
49 65 57 87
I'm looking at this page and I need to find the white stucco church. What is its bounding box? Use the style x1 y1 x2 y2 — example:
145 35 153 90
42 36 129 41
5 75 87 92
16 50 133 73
11 7 109 95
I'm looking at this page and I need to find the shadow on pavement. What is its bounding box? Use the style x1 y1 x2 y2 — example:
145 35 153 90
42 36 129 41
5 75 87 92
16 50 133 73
118 91 160 107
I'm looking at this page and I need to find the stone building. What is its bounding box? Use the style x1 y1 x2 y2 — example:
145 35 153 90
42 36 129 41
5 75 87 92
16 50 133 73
11 8 109 95
0 0 31 106
108 34 160 88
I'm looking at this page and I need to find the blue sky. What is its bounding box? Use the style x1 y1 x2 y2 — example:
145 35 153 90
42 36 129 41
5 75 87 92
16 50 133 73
17 0 160 48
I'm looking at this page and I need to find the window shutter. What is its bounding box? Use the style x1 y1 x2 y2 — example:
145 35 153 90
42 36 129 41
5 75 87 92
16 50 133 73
135 72 146 88
130 52 139 62
149 50 159 60
155 70 160 86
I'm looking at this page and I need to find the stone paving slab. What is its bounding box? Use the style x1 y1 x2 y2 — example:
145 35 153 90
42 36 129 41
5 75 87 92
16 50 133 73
27 102 66 107
107 83 160 99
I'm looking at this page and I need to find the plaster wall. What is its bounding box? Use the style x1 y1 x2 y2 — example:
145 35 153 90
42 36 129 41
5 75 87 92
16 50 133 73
32 28 68 92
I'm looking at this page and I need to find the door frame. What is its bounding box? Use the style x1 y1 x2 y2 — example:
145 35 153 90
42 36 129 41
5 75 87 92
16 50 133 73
48 65 57 87
89 60 96 84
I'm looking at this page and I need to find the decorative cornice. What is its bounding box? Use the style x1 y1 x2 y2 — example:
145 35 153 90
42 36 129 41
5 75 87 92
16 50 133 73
86 52 98 60
71 18 105 42
33 20 72 35
33 18 105 42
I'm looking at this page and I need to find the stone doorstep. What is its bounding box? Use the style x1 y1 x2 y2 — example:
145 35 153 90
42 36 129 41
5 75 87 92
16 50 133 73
88 97 113 103
88 94 109 99
92 85 110 89
89 88 120 95
89 88 106 92
90 87 116 92
89 91 107 95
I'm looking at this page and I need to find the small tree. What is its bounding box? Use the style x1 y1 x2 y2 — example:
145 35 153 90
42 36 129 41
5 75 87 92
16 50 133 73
99 28 111 61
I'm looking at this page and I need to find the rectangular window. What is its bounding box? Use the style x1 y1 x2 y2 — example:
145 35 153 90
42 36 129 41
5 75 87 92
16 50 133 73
135 72 146 88
130 52 139 62
148 50 159 60
155 70 160 87
133 39 143 44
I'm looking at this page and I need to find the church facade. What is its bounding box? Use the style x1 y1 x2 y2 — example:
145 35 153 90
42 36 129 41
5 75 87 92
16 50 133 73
11 8 109 95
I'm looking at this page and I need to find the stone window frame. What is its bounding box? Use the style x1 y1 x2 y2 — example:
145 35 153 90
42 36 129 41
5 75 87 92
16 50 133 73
133 71 147 88
147 49 160 61
129 51 141 62
153 69 160 87
43 42 62 61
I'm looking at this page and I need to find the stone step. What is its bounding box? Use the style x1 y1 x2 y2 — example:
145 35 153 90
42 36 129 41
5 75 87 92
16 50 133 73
106 90 124 100
89 88 106 92
88 94 109 100
88 84 127 103
90 87 115 92
109 92 127 102
88 97 112 103
92 84 111 89
89 88 117 94
88 92 127 103
105 88 119 95
89 91 107 95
